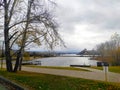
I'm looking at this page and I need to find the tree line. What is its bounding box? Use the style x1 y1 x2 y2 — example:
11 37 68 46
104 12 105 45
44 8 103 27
95 33 120 66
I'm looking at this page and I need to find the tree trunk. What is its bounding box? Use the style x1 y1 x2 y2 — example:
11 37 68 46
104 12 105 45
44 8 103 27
13 51 21 72
4 0 13 72
18 49 24 71
18 57 23 71
14 0 33 72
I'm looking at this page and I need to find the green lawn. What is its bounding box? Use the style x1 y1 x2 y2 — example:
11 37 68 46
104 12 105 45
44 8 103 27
0 70 120 90
91 66 103 70
0 84 7 90
91 66 120 73
109 66 120 73
25 65 89 71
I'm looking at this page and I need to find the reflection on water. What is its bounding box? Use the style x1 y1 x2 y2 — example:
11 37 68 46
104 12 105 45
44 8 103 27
33 55 98 67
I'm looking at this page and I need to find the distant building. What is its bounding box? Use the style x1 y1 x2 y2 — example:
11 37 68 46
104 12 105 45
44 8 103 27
77 48 99 55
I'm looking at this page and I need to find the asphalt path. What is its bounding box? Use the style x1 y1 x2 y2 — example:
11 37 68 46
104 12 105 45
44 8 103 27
22 66 120 83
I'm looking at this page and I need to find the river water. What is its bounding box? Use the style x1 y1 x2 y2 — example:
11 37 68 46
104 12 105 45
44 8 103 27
32 54 98 67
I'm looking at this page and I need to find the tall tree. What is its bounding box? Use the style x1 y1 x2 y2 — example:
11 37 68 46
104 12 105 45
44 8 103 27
0 0 64 72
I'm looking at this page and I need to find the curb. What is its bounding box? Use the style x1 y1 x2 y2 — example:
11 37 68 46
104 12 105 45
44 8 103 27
0 76 26 90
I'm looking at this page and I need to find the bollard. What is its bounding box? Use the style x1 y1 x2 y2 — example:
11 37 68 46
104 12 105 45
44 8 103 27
103 66 108 82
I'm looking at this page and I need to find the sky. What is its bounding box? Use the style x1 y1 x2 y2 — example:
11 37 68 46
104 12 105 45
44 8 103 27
49 0 120 52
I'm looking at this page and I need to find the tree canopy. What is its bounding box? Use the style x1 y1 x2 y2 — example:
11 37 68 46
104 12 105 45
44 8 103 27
0 0 64 72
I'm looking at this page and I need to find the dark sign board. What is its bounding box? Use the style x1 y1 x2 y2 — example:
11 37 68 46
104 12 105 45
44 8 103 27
97 62 109 67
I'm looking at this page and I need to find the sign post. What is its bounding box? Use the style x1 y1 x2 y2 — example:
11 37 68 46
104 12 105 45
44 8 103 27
103 66 108 82
103 62 109 82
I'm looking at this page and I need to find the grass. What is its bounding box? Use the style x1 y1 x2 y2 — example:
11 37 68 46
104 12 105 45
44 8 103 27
0 84 7 90
108 66 120 73
91 66 120 73
91 66 103 70
0 70 120 90
25 65 89 71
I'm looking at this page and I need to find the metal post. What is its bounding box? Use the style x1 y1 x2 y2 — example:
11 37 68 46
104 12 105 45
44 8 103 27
103 66 108 82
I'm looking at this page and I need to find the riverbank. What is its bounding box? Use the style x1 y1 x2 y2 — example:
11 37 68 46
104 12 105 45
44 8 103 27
90 56 120 66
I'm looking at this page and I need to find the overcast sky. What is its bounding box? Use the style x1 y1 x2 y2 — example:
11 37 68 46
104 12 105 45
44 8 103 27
49 0 120 52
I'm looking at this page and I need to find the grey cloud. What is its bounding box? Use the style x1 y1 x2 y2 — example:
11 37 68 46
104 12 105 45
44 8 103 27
77 11 120 30
101 19 120 30
55 0 120 51
56 0 120 30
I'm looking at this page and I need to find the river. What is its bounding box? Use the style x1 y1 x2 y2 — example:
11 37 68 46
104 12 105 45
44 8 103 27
32 54 98 67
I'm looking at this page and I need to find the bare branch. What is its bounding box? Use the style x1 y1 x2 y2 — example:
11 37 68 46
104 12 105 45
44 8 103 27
8 0 11 5
48 0 57 6
8 0 17 25
9 20 26 29
9 31 18 41
0 0 4 7
25 32 47 47
10 32 23 49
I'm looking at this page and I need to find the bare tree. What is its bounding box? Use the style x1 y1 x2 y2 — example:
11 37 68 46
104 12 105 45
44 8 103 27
0 0 64 72
96 33 120 65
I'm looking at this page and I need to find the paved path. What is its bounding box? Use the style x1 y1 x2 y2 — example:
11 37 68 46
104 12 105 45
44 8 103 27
22 66 120 83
